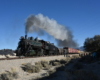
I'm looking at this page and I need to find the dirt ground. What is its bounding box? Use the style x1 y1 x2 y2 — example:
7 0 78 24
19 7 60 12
0 55 66 80
0 54 100 80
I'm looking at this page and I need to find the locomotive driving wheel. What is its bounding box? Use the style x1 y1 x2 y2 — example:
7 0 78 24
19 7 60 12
41 49 45 56
37 49 44 56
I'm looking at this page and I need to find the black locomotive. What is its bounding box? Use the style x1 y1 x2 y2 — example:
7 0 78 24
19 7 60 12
16 35 59 56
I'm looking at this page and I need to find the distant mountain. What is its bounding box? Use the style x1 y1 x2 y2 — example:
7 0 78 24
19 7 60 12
0 49 14 55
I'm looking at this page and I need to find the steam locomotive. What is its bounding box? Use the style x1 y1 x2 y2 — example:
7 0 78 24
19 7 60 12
16 35 81 56
16 35 59 56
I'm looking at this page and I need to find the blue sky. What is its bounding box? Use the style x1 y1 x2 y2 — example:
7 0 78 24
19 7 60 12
0 0 100 50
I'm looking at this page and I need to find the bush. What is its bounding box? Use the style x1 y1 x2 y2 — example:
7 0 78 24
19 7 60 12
49 60 61 66
10 67 19 79
52 62 61 66
60 59 67 64
0 73 13 80
49 59 68 66
21 63 41 73
65 57 72 62
41 61 51 70
0 69 19 80
35 62 43 69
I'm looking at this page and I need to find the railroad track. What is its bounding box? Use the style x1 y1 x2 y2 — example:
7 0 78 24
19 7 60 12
0 53 80 61
0 55 62 61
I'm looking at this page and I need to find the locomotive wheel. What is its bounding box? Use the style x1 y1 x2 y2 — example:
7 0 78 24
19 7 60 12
40 49 45 56
48 51 50 56
37 49 44 56
25 52 30 56
49 53 52 56
54 52 56 55
36 51 40 56
52 52 56 55
55 52 58 55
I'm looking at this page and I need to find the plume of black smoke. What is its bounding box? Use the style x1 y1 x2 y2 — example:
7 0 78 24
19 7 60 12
25 14 78 48
56 29 78 48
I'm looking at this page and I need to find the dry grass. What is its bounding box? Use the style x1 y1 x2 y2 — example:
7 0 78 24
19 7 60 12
49 59 68 66
0 72 13 80
60 59 67 64
41 60 51 70
65 57 72 62
52 62 61 66
30 76 40 80
0 67 19 80
22 61 52 73
35 61 43 69
49 60 61 66
22 59 64 73
21 63 41 73
10 67 19 79
47 69 56 75
41 72 49 77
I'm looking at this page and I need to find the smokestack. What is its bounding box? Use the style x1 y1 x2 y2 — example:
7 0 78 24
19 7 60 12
25 14 78 48
25 29 27 39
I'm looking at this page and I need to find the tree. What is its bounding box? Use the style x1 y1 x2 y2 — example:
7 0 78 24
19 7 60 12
84 35 100 52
